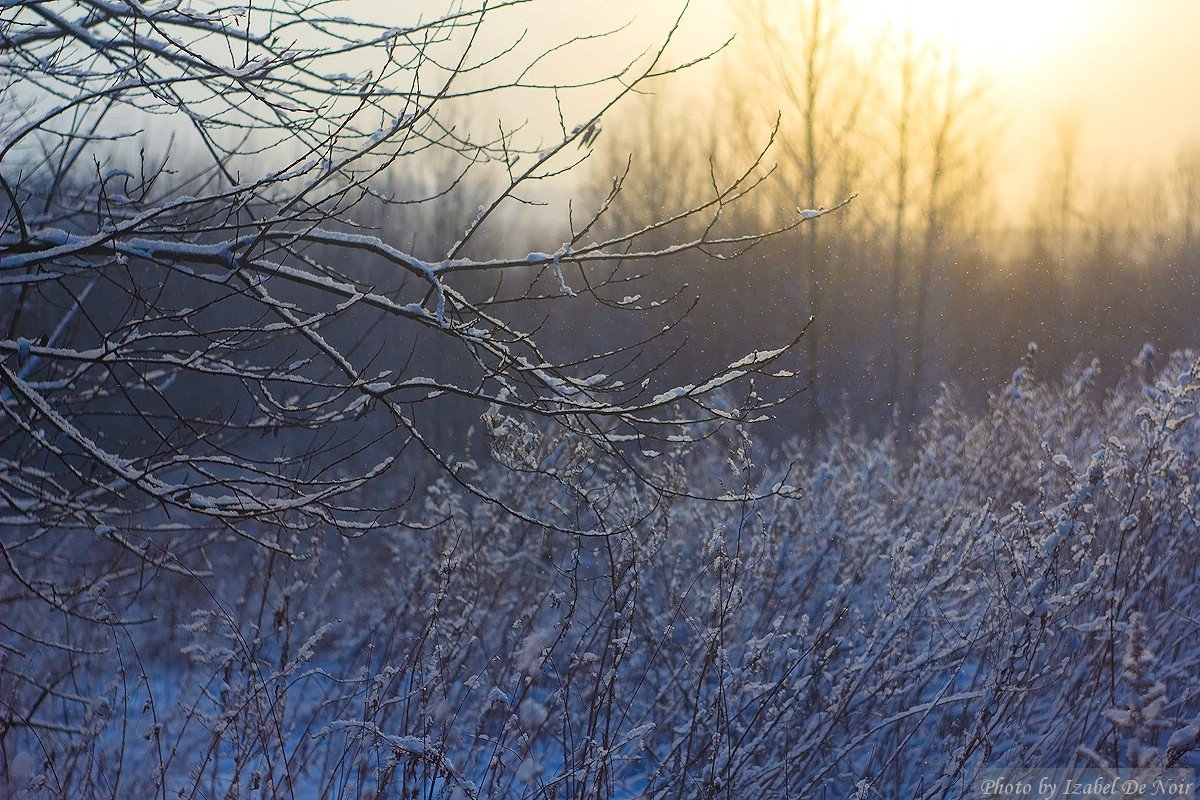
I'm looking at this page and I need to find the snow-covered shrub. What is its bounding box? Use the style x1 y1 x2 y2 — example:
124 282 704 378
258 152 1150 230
3 350 1200 799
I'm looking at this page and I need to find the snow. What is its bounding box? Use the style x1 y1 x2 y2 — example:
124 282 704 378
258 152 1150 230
10 353 1200 796
648 385 691 405
517 698 548 730
1168 720 1200 753
515 628 553 675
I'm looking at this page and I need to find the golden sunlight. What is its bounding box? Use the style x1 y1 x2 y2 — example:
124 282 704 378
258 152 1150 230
848 0 1100 70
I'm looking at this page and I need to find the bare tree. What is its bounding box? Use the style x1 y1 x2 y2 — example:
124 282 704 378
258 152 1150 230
904 53 991 424
1045 116 1084 336
883 23 919 409
731 0 868 437
1173 142 1200 253
0 0 829 545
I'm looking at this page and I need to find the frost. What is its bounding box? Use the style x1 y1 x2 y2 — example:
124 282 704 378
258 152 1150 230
485 687 510 709
515 628 553 675
517 698 548 730
1168 719 1200 754
648 385 691 405
515 757 540 784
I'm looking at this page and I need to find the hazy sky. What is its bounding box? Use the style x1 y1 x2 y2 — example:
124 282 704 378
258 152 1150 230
803 0 1200 205
343 0 1200 213
992 0 1200 200
578 0 1200 210
619 0 1200 209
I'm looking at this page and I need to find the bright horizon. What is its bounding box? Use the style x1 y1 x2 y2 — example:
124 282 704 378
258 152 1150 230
670 0 1200 214
332 1 1200 218
846 0 1100 71
844 0 1200 209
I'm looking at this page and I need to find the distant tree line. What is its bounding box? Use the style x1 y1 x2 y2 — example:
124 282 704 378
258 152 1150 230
551 0 1200 440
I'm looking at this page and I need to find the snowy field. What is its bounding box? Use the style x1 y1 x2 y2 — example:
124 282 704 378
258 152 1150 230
5 351 1200 799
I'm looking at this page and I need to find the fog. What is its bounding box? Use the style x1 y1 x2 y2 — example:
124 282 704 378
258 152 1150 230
668 0 1200 212
996 0 1200 206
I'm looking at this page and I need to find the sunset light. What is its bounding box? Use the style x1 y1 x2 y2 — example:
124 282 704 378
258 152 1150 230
850 0 1099 69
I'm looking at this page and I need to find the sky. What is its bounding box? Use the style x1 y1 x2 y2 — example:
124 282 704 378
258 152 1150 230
795 0 1200 206
986 0 1200 202
336 0 1200 215
657 0 1200 210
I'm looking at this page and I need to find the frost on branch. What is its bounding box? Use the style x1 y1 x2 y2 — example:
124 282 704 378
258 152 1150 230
0 0 829 539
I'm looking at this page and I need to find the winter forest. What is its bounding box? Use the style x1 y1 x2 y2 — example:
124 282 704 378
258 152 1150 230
4 0 1200 798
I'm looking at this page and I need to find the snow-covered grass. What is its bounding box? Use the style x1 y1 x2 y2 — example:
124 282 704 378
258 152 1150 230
4 349 1200 799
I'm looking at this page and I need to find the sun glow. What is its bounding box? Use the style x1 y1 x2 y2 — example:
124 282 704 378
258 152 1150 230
848 0 1099 72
